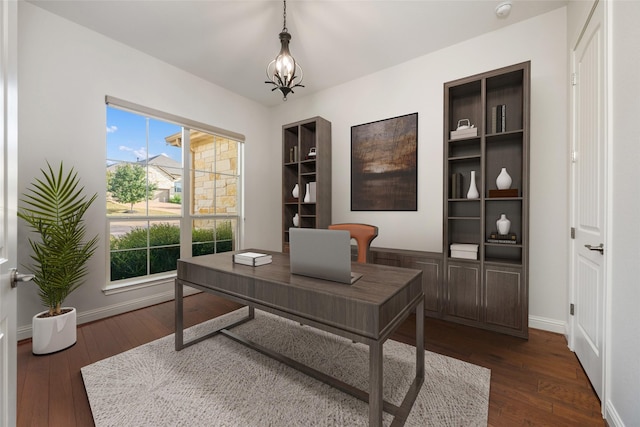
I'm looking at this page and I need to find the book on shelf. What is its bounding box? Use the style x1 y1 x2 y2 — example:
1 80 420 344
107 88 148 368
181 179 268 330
487 239 517 244
288 146 298 163
491 106 497 134
488 233 517 244
494 104 506 133
450 173 462 199
233 252 273 266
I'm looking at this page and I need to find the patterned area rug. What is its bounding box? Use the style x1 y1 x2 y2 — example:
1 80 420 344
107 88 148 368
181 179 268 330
81 308 490 426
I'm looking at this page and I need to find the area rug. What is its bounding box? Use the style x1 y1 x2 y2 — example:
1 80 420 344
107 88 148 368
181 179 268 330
81 307 490 426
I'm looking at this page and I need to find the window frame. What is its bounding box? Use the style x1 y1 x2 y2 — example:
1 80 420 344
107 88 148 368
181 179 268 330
104 97 244 293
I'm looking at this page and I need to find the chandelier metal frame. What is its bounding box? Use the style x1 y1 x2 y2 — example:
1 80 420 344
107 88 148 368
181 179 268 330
265 0 304 101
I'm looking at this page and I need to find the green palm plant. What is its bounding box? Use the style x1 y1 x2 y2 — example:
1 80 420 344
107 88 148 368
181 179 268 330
18 162 99 317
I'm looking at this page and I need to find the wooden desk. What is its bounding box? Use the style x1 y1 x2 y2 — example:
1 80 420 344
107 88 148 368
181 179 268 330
175 250 424 426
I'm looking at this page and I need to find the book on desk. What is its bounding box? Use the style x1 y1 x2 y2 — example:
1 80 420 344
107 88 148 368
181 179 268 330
233 252 273 266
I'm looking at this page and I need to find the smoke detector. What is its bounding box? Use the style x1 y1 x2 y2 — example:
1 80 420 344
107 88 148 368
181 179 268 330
495 1 512 18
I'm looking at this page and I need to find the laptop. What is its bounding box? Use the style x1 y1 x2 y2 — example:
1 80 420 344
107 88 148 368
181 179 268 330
289 228 363 285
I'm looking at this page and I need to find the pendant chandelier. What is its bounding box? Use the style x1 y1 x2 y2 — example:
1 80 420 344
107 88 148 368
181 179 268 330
265 0 304 101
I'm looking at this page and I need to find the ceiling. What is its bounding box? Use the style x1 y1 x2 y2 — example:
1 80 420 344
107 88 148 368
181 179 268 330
28 0 567 107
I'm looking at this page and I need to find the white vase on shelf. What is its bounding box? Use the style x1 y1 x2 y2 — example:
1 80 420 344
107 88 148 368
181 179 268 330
467 170 479 199
293 213 299 227
496 214 511 235
496 168 512 190
304 183 311 203
292 183 299 199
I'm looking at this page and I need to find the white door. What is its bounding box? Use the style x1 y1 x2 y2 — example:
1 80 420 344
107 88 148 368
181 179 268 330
0 0 19 425
570 0 606 402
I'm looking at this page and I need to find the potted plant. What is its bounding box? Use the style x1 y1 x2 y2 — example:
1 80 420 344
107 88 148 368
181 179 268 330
18 161 99 355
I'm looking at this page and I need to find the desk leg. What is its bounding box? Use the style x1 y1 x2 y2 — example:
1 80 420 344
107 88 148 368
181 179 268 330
175 279 184 351
369 340 383 427
416 298 424 379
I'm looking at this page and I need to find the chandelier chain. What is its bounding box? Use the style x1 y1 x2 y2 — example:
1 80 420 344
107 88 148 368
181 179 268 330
282 0 287 32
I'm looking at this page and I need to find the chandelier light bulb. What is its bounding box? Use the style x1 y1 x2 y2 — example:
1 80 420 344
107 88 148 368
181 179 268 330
274 33 296 85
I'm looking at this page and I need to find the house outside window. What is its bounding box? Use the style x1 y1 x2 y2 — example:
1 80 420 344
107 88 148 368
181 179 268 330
105 100 243 289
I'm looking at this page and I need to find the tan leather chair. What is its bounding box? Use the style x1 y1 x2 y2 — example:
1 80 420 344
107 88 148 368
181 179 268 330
328 223 378 263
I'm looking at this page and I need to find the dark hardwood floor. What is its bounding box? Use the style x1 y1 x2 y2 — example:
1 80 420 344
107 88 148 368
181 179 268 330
17 293 605 426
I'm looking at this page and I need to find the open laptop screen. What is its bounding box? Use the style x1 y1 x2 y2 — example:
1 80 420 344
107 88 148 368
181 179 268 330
289 228 362 284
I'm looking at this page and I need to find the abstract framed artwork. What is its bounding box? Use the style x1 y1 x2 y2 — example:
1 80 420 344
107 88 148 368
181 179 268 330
351 113 418 211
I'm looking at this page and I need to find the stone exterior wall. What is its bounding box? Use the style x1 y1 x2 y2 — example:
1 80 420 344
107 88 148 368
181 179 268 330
163 129 239 244
191 134 238 216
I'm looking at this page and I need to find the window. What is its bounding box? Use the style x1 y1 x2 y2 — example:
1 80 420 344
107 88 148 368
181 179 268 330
105 98 243 289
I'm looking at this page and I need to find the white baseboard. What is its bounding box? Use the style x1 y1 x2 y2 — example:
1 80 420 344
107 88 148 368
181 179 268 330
17 287 201 341
604 400 625 427
529 315 567 334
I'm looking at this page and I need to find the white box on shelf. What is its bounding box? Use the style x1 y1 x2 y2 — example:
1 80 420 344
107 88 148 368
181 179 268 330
450 243 479 260
450 127 478 140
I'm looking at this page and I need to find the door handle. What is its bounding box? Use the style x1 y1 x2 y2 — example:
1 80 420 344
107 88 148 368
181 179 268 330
584 243 604 254
10 268 35 288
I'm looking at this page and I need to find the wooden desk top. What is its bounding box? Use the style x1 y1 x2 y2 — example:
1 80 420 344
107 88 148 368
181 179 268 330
177 250 423 340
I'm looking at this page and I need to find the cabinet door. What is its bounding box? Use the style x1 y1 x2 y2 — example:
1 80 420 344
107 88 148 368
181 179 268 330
371 251 402 267
446 262 480 321
405 257 441 315
484 264 523 330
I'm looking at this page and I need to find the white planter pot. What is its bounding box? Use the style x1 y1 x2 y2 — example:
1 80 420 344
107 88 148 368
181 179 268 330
32 307 77 355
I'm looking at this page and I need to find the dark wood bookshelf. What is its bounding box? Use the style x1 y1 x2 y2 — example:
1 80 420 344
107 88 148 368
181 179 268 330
281 117 331 252
443 61 531 338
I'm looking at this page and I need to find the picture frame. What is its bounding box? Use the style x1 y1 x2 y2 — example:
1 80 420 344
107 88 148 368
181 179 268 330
351 113 418 211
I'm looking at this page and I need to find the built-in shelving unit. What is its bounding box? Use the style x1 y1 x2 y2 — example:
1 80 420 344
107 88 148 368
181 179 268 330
443 62 530 338
282 117 331 252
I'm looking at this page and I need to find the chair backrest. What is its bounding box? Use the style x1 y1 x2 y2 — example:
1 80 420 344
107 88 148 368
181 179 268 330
327 223 378 263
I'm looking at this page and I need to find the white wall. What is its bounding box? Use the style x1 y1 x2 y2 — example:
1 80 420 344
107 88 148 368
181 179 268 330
567 0 596 47
17 2 273 332
269 8 569 331
607 1 640 424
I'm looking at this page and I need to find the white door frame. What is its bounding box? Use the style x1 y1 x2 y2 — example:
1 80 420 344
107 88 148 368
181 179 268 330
0 0 19 425
602 0 613 416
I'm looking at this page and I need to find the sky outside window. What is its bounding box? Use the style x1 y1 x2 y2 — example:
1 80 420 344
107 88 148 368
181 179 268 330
106 106 182 164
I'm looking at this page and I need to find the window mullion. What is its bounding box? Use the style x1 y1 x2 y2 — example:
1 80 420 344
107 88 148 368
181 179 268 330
180 128 192 259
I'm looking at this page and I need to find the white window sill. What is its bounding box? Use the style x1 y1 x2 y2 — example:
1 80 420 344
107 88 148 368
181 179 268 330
102 273 177 295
